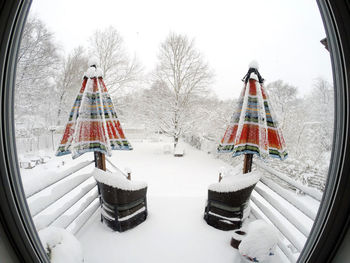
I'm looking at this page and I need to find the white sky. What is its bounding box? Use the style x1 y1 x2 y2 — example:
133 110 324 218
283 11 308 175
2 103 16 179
30 0 333 99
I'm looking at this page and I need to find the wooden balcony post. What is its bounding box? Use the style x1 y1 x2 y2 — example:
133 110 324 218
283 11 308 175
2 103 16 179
218 172 223 182
243 154 253 174
94 151 106 171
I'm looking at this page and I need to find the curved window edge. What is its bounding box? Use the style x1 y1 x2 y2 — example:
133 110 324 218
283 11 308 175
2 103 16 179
0 0 350 262
0 0 49 262
299 0 350 262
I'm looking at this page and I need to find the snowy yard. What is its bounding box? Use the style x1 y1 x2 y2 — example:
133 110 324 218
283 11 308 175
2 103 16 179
21 137 292 262
73 138 286 263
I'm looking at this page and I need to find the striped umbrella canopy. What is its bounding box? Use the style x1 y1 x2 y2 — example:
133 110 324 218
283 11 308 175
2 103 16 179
217 62 287 161
56 59 132 159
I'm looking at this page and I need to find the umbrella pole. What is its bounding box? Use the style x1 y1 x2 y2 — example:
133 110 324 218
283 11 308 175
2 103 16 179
243 154 253 174
94 151 106 171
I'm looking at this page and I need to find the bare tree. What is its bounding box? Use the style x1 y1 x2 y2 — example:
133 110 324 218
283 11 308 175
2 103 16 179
266 80 298 130
15 15 60 140
16 16 59 89
308 78 334 152
265 80 305 157
153 32 213 148
88 26 143 95
55 46 88 126
144 80 175 132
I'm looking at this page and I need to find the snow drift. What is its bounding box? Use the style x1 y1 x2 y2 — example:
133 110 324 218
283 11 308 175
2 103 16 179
238 219 279 262
38 226 84 263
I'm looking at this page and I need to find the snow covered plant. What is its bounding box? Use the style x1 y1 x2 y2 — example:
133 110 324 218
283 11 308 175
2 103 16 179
38 227 84 263
238 220 279 262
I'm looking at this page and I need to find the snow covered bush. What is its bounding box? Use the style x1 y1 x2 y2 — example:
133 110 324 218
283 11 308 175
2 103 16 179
38 227 84 263
238 220 279 262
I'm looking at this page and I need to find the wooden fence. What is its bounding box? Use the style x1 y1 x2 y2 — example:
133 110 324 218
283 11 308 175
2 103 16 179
26 160 100 235
251 160 323 262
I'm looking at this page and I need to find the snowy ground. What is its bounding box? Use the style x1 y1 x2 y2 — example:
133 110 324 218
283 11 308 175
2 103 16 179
19 136 293 262
71 137 287 263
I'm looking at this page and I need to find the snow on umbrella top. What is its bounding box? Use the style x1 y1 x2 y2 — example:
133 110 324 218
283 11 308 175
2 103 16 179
217 62 287 160
56 59 132 159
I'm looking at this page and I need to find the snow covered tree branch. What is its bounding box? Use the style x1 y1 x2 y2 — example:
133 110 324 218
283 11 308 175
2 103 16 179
15 15 60 145
88 26 143 95
55 46 88 126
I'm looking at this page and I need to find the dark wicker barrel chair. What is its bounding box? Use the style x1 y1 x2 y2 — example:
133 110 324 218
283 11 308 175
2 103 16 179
204 172 260 231
94 169 148 232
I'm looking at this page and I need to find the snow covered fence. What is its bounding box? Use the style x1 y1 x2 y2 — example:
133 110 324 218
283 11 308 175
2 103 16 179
255 160 323 201
24 160 94 198
26 160 100 235
260 177 317 221
249 160 322 262
16 133 62 154
254 185 310 237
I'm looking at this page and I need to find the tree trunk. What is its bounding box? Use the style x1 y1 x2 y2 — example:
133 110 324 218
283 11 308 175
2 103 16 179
174 106 179 149
243 154 253 174
56 108 62 126
174 136 179 149
94 151 106 171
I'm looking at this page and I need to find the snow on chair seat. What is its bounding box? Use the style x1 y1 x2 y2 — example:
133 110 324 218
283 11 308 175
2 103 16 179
204 170 261 231
93 168 148 232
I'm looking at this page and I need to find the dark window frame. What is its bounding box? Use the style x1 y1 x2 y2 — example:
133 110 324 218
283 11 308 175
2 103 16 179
0 0 49 262
299 1 350 261
0 0 349 262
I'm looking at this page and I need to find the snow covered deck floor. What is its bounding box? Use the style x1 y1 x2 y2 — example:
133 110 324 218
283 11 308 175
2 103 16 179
76 139 287 262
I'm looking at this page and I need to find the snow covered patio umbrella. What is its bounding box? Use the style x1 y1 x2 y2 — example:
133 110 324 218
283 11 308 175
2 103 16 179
56 58 132 170
217 62 287 173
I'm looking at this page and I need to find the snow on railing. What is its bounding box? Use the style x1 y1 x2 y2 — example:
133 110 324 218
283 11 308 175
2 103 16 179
260 177 317 221
32 180 97 229
28 172 95 217
254 184 311 237
24 160 94 198
106 157 129 178
66 199 100 234
26 160 100 234
255 160 323 201
250 160 322 263
50 188 98 229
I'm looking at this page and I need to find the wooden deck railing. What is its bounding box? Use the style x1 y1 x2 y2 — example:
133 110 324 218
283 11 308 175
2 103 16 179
26 160 100 235
251 160 322 262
